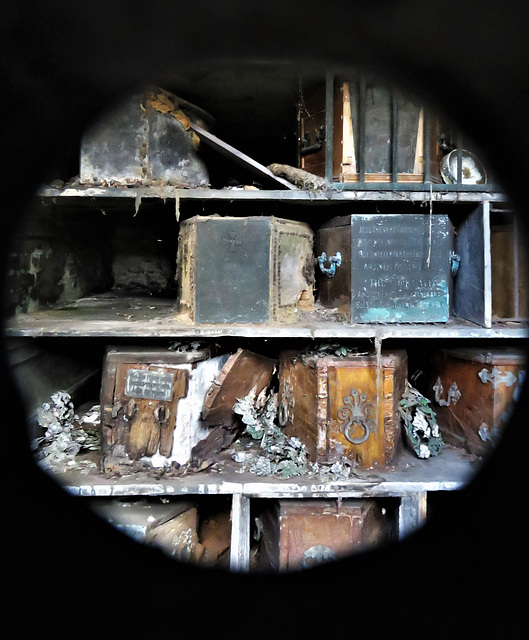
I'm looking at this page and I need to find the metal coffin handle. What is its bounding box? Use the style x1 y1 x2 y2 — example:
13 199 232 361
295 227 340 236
317 251 342 278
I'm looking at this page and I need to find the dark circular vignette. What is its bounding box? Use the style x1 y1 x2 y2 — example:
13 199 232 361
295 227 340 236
2 1 528 636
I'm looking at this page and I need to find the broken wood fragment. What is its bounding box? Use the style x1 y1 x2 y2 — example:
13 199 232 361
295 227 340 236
267 163 327 190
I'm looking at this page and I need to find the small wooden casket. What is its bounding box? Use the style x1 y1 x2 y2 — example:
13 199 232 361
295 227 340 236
100 346 230 472
278 349 407 468
80 87 210 188
176 215 314 324
316 213 453 323
427 347 526 457
259 499 393 571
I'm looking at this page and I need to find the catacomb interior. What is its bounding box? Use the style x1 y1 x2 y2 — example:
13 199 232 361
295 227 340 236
4 64 527 572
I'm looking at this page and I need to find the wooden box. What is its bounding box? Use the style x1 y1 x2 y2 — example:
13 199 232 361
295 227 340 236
80 87 210 188
177 215 314 324
278 349 407 467
201 348 277 427
316 213 453 323
426 347 526 456
100 346 230 472
259 499 393 571
299 79 439 183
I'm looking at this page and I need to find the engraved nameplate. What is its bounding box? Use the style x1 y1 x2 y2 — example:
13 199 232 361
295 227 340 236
350 214 452 323
125 368 174 401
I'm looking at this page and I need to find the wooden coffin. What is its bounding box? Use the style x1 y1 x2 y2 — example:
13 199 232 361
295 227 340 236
201 348 277 427
80 87 210 188
427 347 526 456
177 215 314 323
100 346 230 472
316 213 453 323
299 79 440 183
278 349 407 467
259 499 393 571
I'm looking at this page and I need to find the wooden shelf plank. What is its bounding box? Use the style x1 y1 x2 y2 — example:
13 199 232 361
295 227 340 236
37 184 508 204
53 446 481 498
5 294 528 339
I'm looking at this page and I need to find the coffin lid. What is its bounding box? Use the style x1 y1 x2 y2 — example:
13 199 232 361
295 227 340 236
438 347 527 365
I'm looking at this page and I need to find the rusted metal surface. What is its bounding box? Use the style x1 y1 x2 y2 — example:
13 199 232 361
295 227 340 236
80 88 210 188
176 215 314 324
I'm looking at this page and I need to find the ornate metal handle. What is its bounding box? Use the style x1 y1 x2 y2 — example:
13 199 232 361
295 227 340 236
478 367 517 389
317 251 342 278
338 388 376 445
433 377 461 406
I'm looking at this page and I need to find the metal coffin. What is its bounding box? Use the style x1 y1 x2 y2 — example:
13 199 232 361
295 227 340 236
316 213 453 323
176 215 314 323
80 87 210 188
259 499 393 571
426 347 526 457
100 346 230 472
278 349 407 468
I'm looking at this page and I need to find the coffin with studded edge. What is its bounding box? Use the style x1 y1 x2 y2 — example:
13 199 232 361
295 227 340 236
426 347 526 457
278 348 407 468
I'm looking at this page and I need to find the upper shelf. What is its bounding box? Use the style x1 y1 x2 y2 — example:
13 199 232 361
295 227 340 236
37 184 508 205
5 293 527 339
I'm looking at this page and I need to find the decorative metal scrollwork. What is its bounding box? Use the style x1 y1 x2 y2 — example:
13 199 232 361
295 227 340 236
433 377 461 406
338 388 376 445
478 367 517 390
301 545 336 569
317 251 342 278
278 378 295 426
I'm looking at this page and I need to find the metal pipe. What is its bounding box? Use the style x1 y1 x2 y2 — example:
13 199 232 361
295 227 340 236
391 91 398 183
358 78 366 181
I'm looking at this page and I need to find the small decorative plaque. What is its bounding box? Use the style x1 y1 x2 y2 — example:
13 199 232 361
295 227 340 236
125 368 174 401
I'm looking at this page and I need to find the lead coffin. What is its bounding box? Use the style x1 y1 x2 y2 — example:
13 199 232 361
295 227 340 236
176 215 314 324
316 213 454 323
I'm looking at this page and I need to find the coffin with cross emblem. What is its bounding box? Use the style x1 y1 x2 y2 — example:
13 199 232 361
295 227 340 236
258 499 394 571
426 347 526 457
176 215 314 323
278 347 407 468
100 345 230 472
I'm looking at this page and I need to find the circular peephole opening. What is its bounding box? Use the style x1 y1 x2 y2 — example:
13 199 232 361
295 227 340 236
4 64 527 574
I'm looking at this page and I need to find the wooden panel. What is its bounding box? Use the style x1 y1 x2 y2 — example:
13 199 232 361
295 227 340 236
279 351 320 459
454 202 491 327
202 349 277 427
326 353 406 467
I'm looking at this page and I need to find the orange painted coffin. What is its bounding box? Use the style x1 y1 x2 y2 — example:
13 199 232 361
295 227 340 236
278 349 407 468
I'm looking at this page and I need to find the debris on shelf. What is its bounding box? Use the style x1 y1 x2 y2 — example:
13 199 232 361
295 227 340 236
32 392 100 474
399 381 444 459
231 387 356 480
293 342 369 365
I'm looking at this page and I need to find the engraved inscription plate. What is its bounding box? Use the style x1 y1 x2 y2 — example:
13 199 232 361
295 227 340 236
350 214 452 323
125 368 175 401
